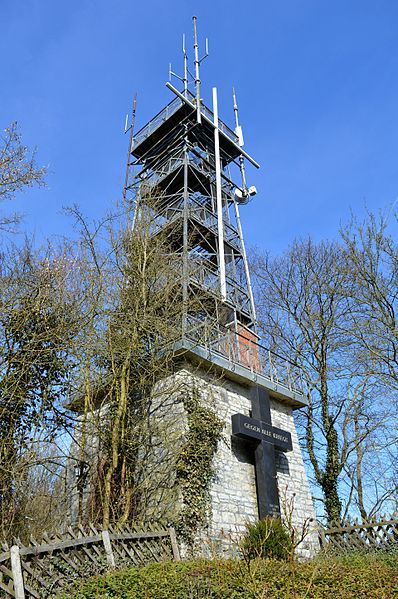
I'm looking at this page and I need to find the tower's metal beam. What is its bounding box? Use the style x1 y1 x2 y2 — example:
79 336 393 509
193 16 202 124
213 87 227 301
165 82 260 169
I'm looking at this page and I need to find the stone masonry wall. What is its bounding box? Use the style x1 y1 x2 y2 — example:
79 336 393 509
68 364 318 556
168 365 318 557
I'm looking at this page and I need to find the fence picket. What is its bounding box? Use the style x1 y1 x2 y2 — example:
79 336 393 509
322 516 398 553
10 546 25 599
169 527 180 561
0 522 179 598
101 531 115 568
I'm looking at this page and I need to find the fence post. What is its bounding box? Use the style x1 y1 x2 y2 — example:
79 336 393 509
169 527 180 561
10 545 25 599
101 530 116 568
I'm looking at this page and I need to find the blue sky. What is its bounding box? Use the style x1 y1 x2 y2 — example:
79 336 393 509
2 0 398 253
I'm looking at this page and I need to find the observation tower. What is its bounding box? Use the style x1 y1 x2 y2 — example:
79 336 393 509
123 17 317 554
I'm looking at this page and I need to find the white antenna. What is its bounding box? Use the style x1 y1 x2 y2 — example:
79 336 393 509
212 87 227 300
232 87 247 191
232 87 244 146
169 34 189 93
123 94 137 200
192 16 208 124
183 34 188 92
231 87 257 322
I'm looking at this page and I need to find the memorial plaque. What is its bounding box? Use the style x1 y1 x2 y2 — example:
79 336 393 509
231 413 292 452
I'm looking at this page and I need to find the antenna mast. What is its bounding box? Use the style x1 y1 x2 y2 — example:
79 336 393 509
232 87 247 192
169 34 189 94
123 94 137 200
232 87 257 323
183 34 188 93
193 16 201 123
192 16 208 123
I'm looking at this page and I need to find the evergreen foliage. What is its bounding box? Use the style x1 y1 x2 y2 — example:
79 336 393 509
57 554 398 598
242 516 292 560
175 387 224 544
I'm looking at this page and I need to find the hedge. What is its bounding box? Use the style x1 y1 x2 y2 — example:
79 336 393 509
57 554 398 598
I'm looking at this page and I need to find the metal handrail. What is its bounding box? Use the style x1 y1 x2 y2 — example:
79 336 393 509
149 194 241 252
184 315 303 395
183 90 239 144
132 90 239 150
133 96 183 148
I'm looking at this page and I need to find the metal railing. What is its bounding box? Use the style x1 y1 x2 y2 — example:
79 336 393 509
149 194 241 254
142 155 185 187
184 316 303 395
197 98 239 145
133 90 239 151
133 96 183 149
186 256 251 316
158 251 251 318
140 153 212 189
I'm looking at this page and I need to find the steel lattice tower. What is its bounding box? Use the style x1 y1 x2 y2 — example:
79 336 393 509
124 18 303 401
66 23 318 540
88 19 318 552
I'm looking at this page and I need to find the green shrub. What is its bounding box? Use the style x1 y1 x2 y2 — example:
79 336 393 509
56 554 398 599
242 516 292 560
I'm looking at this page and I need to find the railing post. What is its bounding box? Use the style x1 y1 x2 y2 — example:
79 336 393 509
10 545 25 599
286 360 292 390
235 328 240 364
268 350 274 382
101 530 116 568
300 371 304 394
169 527 180 561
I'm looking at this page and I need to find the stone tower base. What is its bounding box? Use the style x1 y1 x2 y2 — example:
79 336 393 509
148 364 319 559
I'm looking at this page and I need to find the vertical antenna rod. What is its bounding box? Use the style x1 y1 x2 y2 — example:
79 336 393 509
232 87 257 324
232 87 247 190
169 34 189 93
233 201 257 324
123 93 137 200
183 34 188 93
193 16 202 124
213 87 227 300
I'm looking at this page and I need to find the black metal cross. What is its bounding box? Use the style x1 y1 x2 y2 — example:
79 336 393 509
231 387 292 519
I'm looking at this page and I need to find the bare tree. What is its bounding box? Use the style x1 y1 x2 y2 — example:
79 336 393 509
251 239 388 524
341 212 398 391
0 240 82 540
0 122 47 229
65 200 210 529
340 212 398 516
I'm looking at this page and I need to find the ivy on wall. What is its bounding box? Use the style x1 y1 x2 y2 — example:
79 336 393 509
175 386 224 544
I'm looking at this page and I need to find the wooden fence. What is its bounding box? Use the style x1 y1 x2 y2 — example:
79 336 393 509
320 517 398 553
0 522 180 599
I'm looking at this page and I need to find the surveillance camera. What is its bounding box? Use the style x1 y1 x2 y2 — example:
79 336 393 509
234 186 256 205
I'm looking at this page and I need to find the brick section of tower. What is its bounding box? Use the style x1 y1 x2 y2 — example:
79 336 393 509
236 323 261 372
